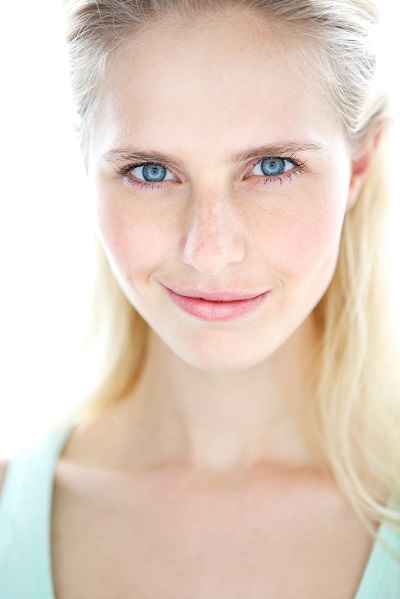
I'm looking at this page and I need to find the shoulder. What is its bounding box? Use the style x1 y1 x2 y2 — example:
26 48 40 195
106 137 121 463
0 461 9 494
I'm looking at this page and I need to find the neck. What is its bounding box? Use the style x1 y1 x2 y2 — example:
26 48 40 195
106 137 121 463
113 314 322 476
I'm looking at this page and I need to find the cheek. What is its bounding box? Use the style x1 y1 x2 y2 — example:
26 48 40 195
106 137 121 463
291 208 343 270
259 190 348 280
95 190 177 280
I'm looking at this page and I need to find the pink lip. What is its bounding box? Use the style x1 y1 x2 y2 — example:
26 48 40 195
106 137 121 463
163 286 266 302
164 286 270 322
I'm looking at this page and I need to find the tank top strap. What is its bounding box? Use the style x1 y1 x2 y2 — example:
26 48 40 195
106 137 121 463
354 497 400 599
0 423 74 599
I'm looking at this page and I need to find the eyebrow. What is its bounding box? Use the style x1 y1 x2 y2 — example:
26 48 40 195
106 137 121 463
103 141 327 168
232 142 327 162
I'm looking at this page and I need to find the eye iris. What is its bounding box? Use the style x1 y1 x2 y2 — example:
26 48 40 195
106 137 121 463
142 164 166 182
261 158 285 176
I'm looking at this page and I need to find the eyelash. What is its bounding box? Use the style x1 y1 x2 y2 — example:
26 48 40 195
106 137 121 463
117 155 307 191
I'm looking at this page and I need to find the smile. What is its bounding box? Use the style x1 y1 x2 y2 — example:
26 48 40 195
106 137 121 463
163 286 270 322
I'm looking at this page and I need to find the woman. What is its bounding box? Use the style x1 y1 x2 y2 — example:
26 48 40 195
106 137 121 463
1 0 399 596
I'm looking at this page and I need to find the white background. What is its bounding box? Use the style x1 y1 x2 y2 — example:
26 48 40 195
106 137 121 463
0 1 399 457
0 1 94 456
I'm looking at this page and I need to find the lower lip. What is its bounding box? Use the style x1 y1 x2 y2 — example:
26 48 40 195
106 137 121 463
165 288 270 322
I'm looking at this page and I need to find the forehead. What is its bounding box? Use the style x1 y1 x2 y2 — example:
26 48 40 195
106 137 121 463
92 9 340 155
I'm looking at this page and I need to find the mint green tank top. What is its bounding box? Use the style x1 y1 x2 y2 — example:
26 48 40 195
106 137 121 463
0 424 399 598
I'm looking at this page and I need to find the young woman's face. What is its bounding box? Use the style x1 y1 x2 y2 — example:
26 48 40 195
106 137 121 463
89 10 359 371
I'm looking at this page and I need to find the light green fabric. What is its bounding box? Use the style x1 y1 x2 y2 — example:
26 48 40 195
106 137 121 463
0 425 72 599
0 424 399 598
354 505 400 599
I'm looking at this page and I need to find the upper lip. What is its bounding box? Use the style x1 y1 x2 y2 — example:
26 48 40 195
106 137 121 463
163 285 268 302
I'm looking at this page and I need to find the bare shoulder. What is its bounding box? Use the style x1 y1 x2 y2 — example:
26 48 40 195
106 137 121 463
0 460 9 493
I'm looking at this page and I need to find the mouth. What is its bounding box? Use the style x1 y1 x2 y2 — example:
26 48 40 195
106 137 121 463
163 286 267 302
162 285 270 322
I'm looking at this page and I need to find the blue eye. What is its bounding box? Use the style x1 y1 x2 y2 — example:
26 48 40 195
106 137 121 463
131 163 175 183
253 157 294 177
262 158 285 175
120 155 304 191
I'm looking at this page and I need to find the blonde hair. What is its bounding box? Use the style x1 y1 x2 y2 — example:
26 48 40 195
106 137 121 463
65 0 400 556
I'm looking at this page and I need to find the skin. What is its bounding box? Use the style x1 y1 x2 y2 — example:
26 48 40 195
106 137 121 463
81 8 376 478
42 10 383 597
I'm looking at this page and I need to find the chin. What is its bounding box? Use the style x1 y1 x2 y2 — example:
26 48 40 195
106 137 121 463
159 327 285 373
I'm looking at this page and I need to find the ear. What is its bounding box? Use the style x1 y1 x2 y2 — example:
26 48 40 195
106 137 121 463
346 127 382 212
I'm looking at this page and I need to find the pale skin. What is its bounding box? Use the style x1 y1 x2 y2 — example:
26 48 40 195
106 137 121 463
0 8 382 598
82 9 374 476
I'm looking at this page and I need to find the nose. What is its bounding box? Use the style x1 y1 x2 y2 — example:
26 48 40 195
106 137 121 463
181 190 246 275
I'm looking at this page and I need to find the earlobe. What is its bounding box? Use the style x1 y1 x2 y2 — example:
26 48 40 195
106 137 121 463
346 128 382 212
